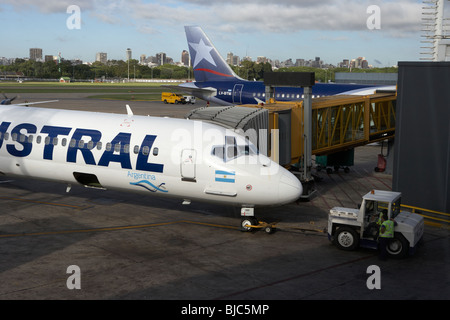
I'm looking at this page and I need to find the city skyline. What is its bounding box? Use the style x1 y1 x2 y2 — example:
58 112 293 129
8 45 375 71
0 1 435 68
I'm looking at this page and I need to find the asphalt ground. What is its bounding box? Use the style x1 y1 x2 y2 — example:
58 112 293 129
0 92 449 309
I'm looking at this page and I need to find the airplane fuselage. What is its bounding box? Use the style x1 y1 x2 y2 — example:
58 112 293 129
0 105 302 207
187 79 382 105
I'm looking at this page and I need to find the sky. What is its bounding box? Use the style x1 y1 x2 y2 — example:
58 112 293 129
0 0 436 67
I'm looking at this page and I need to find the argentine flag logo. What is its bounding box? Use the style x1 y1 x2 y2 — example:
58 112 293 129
215 170 235 183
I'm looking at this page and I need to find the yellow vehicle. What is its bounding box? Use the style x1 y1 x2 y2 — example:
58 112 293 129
161 92 186 104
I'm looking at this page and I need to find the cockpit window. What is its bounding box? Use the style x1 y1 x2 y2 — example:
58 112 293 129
212 136 259 162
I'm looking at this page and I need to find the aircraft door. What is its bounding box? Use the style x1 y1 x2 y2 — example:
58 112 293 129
181 149 197 182
232 84 244 104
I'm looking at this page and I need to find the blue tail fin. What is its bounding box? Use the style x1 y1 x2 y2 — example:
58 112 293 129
185 26 241 82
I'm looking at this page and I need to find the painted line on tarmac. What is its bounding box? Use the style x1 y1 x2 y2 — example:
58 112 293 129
0 220 239 239
0 196 87 210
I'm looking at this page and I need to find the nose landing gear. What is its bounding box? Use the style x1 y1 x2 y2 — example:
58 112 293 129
240 208 277 234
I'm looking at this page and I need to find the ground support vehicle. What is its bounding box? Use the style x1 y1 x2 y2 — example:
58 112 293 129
183 95 196 104
161 92 186 104
327 190 424 258
241 218 277 234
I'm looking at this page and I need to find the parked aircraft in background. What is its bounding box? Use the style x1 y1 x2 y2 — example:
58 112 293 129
173 26 395 105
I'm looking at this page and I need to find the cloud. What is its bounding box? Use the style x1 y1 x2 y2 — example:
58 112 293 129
1 0 95 13
2 0 422 37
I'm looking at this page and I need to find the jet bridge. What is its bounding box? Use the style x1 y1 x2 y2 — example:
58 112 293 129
186 92 396 199
241 92 396 164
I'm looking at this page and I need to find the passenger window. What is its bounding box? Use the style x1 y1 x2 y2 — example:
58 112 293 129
142 146 149 156
78 140 85 149
44 136 50 145
97 141 102 150
70 139 76 148
106 142 111 151
19 134 26 143
53 137 58 146
153 147 159 156
87 140 94 150
124 144 130 154
36 135 41 144
62 138 67 147
114 143 120 153
134 145 139 154
12 133 17 141
28 135 33 143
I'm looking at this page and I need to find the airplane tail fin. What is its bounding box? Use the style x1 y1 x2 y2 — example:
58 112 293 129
185 26 242 82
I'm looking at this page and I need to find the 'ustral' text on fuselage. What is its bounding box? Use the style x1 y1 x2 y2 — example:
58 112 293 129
0 122 164 173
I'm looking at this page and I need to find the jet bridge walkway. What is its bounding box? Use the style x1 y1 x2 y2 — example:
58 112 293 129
187 92 396 167
241 92 396 165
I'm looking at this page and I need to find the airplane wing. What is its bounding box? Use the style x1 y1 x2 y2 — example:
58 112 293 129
12 100 59 106
162 83 217 100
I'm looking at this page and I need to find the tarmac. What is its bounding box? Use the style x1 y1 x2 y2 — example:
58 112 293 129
0 92 449 305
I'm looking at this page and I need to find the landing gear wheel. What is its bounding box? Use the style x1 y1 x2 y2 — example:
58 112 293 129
241 218 257 232
264 226 275 234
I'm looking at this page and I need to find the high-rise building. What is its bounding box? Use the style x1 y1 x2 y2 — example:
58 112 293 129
227 52 234 65
156 52 166 66
96 52 107 64
140 54 147 65
181 50 189 66
30 48 43 61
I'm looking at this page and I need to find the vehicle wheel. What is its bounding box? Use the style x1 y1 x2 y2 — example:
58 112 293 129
387 233 409 258
241 218 257 232
264 226 275 234
334 227 359 251
164 100 168 104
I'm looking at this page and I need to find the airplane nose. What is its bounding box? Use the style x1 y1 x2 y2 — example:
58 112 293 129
278 171 303 205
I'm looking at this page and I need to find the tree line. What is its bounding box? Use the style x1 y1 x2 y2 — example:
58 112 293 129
1 58 397 82
0 59 191 80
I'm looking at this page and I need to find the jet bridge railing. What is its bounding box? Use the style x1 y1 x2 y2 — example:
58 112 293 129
311 93 396 155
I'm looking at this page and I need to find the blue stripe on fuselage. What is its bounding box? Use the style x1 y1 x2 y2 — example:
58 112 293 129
196 80 378 105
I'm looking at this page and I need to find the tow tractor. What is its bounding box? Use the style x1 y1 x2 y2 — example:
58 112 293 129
327 190 424 258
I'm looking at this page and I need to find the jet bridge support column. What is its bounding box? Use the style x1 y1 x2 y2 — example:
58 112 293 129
302 86 312 181
301 86 316 199
264 72 316 200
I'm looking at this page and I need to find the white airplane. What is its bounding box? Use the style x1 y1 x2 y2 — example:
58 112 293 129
0 103 302 230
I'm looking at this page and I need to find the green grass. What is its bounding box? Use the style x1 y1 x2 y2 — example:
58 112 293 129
0 81 181 87
0 81 176 99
